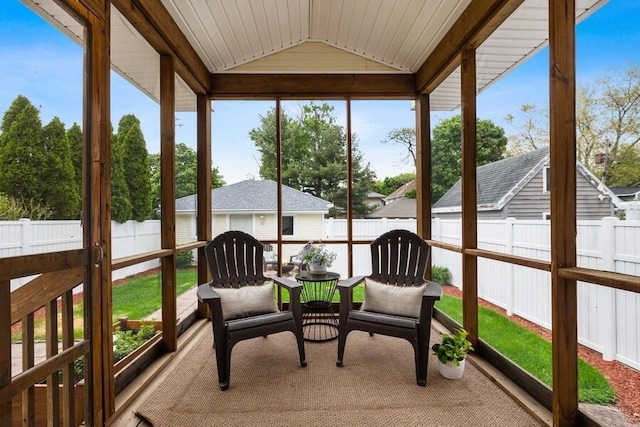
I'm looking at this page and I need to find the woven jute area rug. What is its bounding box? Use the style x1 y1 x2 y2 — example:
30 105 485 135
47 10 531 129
136 329 542 426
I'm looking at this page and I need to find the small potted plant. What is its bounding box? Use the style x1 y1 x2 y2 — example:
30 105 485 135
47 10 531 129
431 328 474 379
297 241 337 274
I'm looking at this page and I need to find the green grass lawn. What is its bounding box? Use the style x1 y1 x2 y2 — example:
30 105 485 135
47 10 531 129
111 268 198 321
435 294 615 404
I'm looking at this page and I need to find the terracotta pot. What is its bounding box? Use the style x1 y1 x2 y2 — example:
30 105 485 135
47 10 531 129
438 359 465 380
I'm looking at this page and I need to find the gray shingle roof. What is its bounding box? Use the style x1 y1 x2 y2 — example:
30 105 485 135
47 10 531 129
175 179 332 212
433 147 550 210
366 198 416 218
610 187 640 197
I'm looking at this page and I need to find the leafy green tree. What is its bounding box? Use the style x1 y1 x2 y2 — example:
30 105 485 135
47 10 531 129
374 172 416 195
581 66 640 186
67 123 83 199
606 144 640 186
250 102 376 217
41 117 80 218
111 125 132 223
432 115 507 201
506 65 640 186
0 95 47 206
116 114 152 221
149 143 226 217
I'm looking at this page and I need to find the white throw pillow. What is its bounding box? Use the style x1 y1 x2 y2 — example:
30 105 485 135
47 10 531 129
361 278 426 318
215 282 278 320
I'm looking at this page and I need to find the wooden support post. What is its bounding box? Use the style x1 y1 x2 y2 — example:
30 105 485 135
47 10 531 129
276 99 283 280
84 2 112 422
0 281 11 427
197 94 212 318
346 99 354 278
549 0 578 425
415 94 432 277
460 48 478 345
21 314 35 426
160 54 177 352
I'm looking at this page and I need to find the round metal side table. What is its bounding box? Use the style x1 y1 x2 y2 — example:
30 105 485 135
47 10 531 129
295 271 340 342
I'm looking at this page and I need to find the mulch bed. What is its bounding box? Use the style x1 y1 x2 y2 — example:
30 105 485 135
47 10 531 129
442 285 640 424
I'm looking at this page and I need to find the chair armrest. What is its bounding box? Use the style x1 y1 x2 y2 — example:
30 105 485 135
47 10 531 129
337 275 367 290
422 281 442 299
197 282 221 303
418 281 442 322
197 283 225 324
271 276 302 291
272 277 303 328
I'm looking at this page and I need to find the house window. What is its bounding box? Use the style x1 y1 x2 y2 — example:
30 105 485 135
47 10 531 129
229 214 252 233
282 216 294 236
542 166 550 193
542 212 551 220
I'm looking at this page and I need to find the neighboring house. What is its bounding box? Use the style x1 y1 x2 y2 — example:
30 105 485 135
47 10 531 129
610 186 640 202
365 191 386 209
366 179 417 218
383 179 416 204
366 198 416 219
433 147 623 220
175 179 333 261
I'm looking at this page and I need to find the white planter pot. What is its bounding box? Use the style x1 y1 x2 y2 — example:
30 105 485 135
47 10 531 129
309 262 327 274
438 359 465 380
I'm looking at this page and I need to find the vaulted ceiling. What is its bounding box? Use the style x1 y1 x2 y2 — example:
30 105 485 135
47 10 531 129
24 0 607 111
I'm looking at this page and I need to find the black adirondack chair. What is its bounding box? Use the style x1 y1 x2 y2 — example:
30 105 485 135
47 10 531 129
336 229 442 386
197 230 307 390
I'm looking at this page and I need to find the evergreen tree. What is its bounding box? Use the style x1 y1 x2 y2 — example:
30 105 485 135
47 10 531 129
116 114 152 221
41 117 80 218
111 125 132 223
0 95 46 204
67 123 83 198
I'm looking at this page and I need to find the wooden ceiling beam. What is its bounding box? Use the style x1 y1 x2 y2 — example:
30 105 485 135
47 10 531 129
210 73 416 99
416 0 523 94
111 0 210 94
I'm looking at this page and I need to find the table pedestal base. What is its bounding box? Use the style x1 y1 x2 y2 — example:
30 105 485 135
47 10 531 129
302 302 338 341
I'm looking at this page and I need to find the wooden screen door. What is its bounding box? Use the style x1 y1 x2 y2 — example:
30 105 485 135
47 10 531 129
0 2 112 426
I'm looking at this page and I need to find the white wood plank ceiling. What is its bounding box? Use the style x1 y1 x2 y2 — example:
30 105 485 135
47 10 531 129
22 0 607 111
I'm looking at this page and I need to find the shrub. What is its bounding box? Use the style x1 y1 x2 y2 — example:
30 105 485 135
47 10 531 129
176 250 194 268
0 193 23 220
113 323 157 362
431 265 453 285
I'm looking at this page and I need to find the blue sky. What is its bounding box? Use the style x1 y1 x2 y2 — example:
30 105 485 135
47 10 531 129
1 0 639 183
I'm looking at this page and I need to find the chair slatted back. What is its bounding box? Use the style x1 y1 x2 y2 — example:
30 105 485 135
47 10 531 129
370 229 429 286
204 230 267 288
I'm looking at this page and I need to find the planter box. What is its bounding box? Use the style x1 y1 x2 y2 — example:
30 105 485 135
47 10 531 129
11 383 84 426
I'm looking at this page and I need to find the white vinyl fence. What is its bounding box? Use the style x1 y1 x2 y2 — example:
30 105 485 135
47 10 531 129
3 219 161 291
430 217 640 371
3 217 639 369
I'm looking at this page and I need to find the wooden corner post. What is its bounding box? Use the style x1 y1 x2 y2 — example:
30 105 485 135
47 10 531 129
160 54 177 352
549 0 579 425
461 48 479 345
416 94 432 278
197 94 212 317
